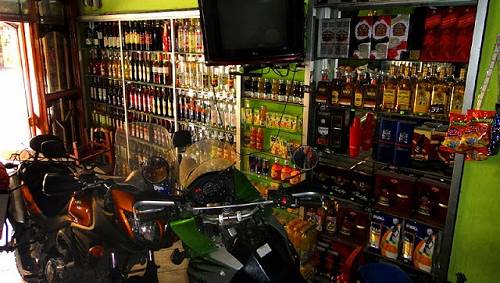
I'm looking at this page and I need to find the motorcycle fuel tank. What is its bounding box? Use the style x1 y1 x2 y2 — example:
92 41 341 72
68 194 93 228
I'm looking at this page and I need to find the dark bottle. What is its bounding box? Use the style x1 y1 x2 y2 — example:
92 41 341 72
364 72 379 110
168 89 174 117
353 72 365 109
339 72 354 107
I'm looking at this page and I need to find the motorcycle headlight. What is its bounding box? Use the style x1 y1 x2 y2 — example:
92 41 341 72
126 212 162 244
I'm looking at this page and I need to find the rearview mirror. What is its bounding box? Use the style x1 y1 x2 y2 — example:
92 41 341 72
43 173 82 196
292 146 319 171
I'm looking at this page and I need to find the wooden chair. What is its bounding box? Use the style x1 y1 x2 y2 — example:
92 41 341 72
71 128 114 172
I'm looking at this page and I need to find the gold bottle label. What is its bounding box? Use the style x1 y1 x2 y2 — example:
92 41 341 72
331 90 339 104
354 91 363 107
383 89 396 109
450 88 464 114
398 90 411 111
414 89 431 114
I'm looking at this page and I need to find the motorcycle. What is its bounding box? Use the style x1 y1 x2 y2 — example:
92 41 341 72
133 140 324 283
0 126 178 283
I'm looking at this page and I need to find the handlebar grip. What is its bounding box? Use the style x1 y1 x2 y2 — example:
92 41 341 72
296 199 324 208
4 163 17 169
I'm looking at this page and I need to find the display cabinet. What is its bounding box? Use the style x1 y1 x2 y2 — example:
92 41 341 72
306 0 489 281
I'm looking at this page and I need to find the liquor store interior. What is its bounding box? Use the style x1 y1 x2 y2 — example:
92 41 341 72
0 0 499 283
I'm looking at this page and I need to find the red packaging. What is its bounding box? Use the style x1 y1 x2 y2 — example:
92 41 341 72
454 6 476 62
351 17 373 59
388 14 410 60
421 8 442 61
349 117 361 157
462 110 496 160
361 112 375 151
438 7 459 61
441 113 468 154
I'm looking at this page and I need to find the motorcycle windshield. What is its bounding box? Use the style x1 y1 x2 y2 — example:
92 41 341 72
114 123 178 184
179 139 237 189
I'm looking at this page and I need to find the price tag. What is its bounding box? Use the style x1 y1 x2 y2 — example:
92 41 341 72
256 243 272 258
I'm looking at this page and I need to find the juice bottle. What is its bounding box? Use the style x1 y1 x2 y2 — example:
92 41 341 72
256 128 264 150
289 165 301 185
249 127 257 149
280 160 292 181
270 158 282 180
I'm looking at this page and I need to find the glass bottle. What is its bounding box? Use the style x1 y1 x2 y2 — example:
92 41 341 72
382 66 398 111
339 72 354 107
353 72 365 109
413 65 432 115
364 72 379 110
396 65 413 113
449 68 466 114
429 67 450 117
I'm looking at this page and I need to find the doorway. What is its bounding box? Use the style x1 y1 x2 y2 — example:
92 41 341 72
0 22 32 159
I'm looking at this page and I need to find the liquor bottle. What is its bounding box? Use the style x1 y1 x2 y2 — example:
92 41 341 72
145 21 152 51
176 20 183 52
183 19 190 53
413 65 432 115
195 19 203 53
162 20 171 52
339 72 354 107
85 22 94 46
168 88 174 117
139 21 146 51
364 72 378 110
396 65 413 113
103 22 109 49
382 66 398 111
278 79 286 102
353 72 365 109
449 68 466 114
331 69 342 106
164 54 172 85
429 67 450 117
145 53 152 83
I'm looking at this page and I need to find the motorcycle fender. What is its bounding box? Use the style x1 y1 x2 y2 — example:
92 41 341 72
68 194 94 230
0 193 8 235
8 174 26 223
110 189 135 239
20 185 42 216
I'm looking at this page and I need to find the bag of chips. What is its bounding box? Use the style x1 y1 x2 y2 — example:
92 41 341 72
441 113 468 153
462 110 496 161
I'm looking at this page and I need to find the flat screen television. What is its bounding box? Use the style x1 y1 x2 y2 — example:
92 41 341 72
198 0 305 65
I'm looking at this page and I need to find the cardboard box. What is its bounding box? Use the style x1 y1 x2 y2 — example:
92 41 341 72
318 18 351 58
401 220 438 273
388 14 411 60
370 16 391 59
350 17 372 59
368 212 403 260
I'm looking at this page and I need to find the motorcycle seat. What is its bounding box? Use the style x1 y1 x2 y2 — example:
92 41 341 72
19 161 73 217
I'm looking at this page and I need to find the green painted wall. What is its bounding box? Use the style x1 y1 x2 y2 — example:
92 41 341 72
448 0 500 282
80 0 197 15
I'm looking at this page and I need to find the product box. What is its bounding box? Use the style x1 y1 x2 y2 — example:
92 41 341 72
421 8 442 61
350 17 372 59
338 206 369 245
368 212 403 260
370 16 391 59
394 121 415 167
316 105 332 147
438 6 459 61
388 14 411 60
374 170 416 215
414 177 450 224
454 6 476 62
318 18 351 58
412 125 433 161
401 220 438 273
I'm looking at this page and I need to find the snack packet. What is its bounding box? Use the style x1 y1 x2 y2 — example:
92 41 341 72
441 113 467 153
462 110 496 160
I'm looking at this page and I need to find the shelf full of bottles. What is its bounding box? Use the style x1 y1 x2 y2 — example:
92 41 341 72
239 75 308 194
80 14 240 172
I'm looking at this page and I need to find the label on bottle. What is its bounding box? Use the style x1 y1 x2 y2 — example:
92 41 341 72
383 89 396 109
397 90 411 111
339 88 352 106
331 90 339 104
450 88 464 113
354 91 363 107
414 89 431 114
325 215 337 233
85 38 92 46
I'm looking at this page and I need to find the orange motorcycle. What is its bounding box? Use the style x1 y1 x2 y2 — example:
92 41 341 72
0 134 177 283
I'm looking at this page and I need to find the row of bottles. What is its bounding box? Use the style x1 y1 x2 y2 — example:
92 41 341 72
88 49 122 79
91 105 125 132
176 55 237 93
174 19 203 54
318 63 466 118
180 123 236 159
243 77 305 105
248 156 301 185
89 77 123 106
127 112 175 141
177 89 237 131
84 19 204 54
123 51 173 84
122 20 167 51
126 84 174 118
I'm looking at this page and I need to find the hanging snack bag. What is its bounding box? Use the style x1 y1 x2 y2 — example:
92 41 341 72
462 110 496 160
441 113 468 153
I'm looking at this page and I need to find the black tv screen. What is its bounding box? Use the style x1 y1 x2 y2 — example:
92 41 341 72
198 0 304 65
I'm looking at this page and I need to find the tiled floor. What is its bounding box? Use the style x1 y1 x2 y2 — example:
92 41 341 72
0 242 189 283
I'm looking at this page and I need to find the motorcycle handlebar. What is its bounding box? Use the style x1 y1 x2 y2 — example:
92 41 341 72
131 192 324 224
